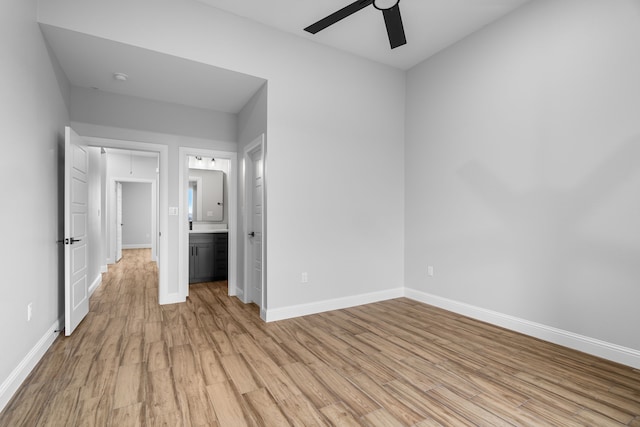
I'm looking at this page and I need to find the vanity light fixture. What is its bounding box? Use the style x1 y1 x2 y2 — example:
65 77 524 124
195 156 202 161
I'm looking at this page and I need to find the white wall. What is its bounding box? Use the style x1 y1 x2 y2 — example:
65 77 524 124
39 0 407 316
405 0 640 357
87 147 104 291
71 86 237 142
238 83 268 147
121 182 152 248
0 0 69 410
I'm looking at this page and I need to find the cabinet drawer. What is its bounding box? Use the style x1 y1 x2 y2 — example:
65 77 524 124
189 233 215 244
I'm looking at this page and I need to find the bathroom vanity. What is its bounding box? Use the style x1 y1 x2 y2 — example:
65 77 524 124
189 231 228 283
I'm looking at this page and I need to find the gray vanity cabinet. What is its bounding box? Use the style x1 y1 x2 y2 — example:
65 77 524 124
189 232 228 283
213 233 228 279
189 234 214 283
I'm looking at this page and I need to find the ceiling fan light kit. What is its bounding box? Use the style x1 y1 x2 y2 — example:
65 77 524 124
304 0 407 49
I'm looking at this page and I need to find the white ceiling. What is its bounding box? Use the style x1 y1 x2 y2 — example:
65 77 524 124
40 0 531 115
40 24 267 114
196 0 532 70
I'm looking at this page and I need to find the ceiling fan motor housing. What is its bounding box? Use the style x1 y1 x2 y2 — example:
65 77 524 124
373 0 400 11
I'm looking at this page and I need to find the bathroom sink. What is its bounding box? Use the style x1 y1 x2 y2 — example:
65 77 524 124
190 223 228 233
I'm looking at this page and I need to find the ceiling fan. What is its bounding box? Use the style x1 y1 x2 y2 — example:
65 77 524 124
304 0 407 49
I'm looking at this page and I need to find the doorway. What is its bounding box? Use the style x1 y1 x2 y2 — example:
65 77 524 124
178 147 238 301
105 148 159 265
84 136 171 304
113 180 157 263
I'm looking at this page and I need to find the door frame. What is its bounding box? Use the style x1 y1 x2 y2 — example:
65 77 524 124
178 146 238 301
84 136 171 304
188 176 203 222
243 134 266 318
115 181 123 262
111 178 158 262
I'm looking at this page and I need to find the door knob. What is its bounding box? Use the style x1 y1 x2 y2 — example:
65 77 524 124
57 238 81 244
248 232 255 237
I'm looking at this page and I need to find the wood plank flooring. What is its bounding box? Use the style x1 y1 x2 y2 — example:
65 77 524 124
1 248 639 426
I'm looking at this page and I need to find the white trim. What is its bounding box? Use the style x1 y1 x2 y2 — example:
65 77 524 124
100 265 108 274
89 273 102 296
405 288 640 369
162 292 185 306
0 317 63 413
122 244 152 249
188 176 203 221
264 287 404 322
178 146 238 302
235 287 244 300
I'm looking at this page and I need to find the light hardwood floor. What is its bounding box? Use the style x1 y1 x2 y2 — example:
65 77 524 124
1 249 639 426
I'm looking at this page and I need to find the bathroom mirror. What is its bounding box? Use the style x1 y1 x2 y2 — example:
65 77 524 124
188 169 223 222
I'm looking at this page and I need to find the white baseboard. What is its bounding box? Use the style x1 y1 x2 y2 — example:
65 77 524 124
100 265 108 274
122 244 151 249
405 288 640 370
264 287 404 322
88 273 102 297
159 292 185 305
0 317 63 413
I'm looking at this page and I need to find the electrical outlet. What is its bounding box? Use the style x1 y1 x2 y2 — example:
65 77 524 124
428 266 434 277
27 302 33 322
301 272 308 284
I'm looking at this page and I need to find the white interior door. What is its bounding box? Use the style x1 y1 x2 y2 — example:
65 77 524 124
116 182 123 262
248 148 263 307
64 126 89 336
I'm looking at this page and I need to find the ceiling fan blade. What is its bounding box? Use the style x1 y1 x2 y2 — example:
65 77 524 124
304 0 374 34
382 4 406 49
